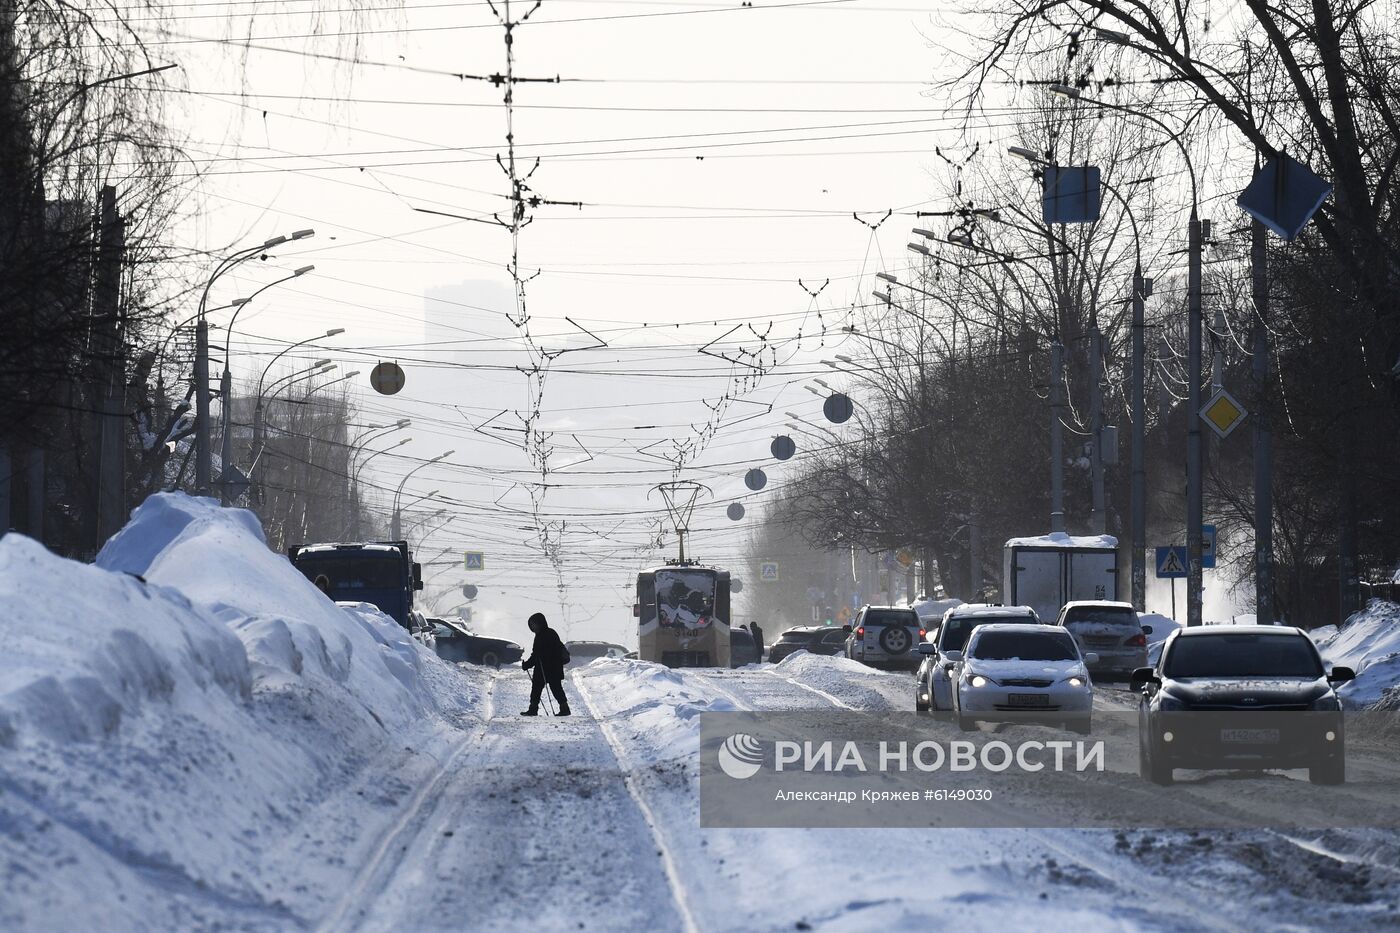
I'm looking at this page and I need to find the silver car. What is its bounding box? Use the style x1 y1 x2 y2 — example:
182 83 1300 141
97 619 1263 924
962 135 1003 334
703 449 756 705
845 606 923 670
1054 600 1151 680
915 604 1043 712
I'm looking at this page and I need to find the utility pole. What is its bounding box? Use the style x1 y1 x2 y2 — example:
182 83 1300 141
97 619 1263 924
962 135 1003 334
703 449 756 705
1130 267 1147 610
94 185 126 549
1251 218 1274 625
1050 342 1066 533
218 368 233 504
1186 212 1204 627
194 318 211 495
967 519 980 600
1089 326 1105 535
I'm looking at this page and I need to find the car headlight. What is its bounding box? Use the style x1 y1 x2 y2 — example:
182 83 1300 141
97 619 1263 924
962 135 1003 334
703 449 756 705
969 674 989 688
1065 676 1086 689
1310 693 1342 711
1157 693 1187 712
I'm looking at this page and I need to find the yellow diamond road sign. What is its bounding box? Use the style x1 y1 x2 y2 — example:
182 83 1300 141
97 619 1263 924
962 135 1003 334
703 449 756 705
1200 388 1247 439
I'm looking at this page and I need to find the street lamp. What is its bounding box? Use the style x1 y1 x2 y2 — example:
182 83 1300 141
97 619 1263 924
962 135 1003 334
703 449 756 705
195 228 314 495
218 265 315 505
251 329 345 502
391 451 455 540
1049 82 1205 626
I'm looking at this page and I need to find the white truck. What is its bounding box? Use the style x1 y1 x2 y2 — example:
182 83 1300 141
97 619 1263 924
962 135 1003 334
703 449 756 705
1002 533 1119 625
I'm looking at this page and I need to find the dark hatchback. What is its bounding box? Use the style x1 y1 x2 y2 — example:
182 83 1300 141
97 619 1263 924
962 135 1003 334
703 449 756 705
1132 625 1354 785
767 626 848 663
431 619 524 668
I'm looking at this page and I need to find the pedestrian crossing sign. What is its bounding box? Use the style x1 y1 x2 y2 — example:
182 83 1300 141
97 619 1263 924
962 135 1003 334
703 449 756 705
464 551 484 571
1155 546 1188 579
759 561 780 582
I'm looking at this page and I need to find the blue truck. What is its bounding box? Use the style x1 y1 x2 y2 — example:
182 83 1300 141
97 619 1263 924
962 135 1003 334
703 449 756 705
287 540 424 628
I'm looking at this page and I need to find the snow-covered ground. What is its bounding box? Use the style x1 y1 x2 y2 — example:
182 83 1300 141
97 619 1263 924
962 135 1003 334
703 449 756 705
4 498 1400 931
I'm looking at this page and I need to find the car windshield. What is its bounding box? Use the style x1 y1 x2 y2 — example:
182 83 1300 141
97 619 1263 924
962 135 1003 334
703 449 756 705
1165 633 1324 678
940 615 1032 652
780 630 816 643
863 610 917 627
971 631 1078 661
568 643 612 659
1063 607 1138 628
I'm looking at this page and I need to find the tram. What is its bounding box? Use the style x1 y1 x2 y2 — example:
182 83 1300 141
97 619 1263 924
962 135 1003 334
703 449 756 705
634 563 732 668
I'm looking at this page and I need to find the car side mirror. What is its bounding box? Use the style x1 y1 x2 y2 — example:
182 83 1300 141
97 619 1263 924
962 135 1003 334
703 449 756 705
917 643 938 656
841 624 852 635
632 604 640 618
1141 625 1153 635
412 562 424 591
1129 667 1160 691
943 650 962 664
1328 665 1355 684
1083 652 1100 666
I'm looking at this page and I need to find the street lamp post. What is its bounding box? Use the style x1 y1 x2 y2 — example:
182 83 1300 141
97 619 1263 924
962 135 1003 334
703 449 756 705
391 451 455 540
350 436 413 539
195 229 313 495
251 328 344 504
218 265 315 505
1049 83 1203 626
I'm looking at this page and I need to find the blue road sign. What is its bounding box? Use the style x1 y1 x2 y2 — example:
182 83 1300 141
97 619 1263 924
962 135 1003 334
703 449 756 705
1202 524 1217 569
1155 547 1188 579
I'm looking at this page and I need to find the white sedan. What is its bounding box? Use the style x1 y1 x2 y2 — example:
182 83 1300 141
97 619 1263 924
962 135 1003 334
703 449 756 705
950 623 1097 734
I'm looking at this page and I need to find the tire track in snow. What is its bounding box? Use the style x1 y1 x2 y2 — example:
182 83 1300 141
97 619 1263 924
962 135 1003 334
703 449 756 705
572 674 701 933
314 675 497 933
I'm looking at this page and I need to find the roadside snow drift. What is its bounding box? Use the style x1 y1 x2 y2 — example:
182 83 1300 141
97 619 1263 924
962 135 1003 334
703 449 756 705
1312 599 1400 707
0 493 474 930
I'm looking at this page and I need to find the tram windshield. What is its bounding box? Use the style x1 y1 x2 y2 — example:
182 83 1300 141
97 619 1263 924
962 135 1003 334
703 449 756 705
654 569 718 629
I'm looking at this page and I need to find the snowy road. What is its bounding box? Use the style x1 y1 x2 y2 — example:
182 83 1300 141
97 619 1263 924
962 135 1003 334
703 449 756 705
301 659 1400 932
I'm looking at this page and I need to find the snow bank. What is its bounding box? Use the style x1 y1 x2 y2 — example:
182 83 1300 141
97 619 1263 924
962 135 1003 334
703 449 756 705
2 492 472 929
575 658 736 763
1004 532 1118 549
1312 599 1400 707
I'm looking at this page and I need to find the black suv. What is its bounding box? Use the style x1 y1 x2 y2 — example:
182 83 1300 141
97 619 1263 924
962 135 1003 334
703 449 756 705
1132 625 1354 785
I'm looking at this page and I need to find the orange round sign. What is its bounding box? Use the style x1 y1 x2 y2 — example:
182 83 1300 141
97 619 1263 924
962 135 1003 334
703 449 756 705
370 361 405 395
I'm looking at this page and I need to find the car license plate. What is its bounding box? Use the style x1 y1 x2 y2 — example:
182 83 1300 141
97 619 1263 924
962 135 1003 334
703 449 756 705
1220 728 1280 744
1007 694 1049 707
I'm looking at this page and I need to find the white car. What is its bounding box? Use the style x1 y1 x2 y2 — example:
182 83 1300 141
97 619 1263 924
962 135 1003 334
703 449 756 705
914 604 1042 713
950 623 1097 734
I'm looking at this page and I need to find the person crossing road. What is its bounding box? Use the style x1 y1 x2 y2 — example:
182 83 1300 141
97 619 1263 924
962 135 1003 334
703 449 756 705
521 612 571 716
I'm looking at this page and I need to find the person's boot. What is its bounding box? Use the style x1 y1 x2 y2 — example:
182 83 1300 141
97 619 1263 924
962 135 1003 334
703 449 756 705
556 702 571 717
520 708 539 716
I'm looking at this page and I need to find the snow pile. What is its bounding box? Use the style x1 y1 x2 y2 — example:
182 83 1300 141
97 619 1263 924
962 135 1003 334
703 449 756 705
1004 532 1118 549
774 652 910 708
1 492 470 929
98 493 434 727
1312 599 1400 707
575 658 735 763
1139 612 1180 644
913 596 964 621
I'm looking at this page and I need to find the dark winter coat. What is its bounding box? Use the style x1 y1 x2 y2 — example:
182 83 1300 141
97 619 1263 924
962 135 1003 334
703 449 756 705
523 625 568 681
